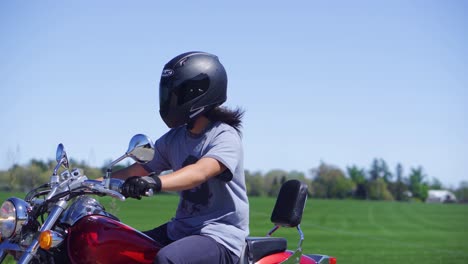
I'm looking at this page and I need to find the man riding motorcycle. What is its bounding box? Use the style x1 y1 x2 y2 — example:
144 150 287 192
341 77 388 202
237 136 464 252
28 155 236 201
113 51 249 264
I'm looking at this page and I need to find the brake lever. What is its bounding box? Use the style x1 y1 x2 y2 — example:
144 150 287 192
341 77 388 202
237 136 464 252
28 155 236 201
145 188 154 197
96 185 126 201
82 180 126 201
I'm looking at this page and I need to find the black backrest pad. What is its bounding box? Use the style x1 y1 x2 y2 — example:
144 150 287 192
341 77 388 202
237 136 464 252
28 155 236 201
245 237 287 263
270 179 308 227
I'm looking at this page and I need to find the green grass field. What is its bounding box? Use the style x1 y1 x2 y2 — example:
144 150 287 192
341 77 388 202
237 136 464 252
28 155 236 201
1 193 468 263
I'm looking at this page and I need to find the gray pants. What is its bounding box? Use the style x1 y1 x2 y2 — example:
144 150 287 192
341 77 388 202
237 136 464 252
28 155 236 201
143 224 239 264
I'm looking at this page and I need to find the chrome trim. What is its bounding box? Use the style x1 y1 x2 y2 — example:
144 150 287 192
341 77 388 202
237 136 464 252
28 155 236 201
8 198 30 237
44 230 64 249
60 196 110 226
0 248 7 263
18 200 67 264
279 250 302 264
304 254 333 264
297 225 304 250
279 225 304 264
0 239 24 251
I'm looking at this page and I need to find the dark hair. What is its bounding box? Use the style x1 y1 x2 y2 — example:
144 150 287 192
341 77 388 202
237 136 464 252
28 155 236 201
205 106 245 134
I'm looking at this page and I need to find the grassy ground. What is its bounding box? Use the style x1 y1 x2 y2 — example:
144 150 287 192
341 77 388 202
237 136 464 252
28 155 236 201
1 193 467 263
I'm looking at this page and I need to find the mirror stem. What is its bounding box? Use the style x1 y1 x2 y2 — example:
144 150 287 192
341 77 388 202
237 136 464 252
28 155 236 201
103 154 127 188
103 168 112 189
51 158 65 187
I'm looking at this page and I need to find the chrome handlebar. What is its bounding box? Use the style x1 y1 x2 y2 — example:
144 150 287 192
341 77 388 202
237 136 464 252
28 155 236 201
43 169 154 203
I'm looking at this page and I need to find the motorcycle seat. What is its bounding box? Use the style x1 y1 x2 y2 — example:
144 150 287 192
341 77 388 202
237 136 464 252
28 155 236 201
240 237 287 263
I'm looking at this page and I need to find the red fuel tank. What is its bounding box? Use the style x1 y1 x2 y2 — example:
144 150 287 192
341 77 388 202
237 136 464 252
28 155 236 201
67 215 161 264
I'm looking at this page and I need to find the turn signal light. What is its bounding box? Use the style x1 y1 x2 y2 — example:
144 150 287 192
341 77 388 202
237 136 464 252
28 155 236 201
39 230 63 250
39 231 53 250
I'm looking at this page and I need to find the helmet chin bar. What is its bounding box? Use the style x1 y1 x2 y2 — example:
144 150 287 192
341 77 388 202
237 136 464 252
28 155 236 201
160 107 188 128
189 107 205 119
161 103 210 129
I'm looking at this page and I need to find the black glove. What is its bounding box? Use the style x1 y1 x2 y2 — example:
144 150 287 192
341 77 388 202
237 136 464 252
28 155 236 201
121 175 161 199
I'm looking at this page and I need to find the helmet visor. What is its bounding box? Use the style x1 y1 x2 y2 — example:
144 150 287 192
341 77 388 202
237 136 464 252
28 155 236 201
159 77 173 117
173 74 210 106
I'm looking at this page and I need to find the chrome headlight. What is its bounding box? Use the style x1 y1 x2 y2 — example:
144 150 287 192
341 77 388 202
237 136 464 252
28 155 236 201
0 198 29 238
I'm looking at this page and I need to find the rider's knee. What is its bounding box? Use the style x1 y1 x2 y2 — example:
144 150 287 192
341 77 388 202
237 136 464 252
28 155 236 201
154 247 180 264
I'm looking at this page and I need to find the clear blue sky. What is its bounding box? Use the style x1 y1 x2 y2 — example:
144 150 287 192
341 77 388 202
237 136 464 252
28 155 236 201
1 1 466 187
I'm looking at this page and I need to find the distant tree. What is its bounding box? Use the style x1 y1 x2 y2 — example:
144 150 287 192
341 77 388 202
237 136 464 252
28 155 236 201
8 164 19 191
388 163 408 201
408 166 429 201
265 169 287 197
287 170 307 181
367 178 394 200
369 158 392 182
310 162 354 199
367 158 394 200
381 159 392 182
245 170 266 197
0 157 114 191
369 159 380 180
280 175 287 185
429 177 443 190
28 163 42 190
347 165 367 199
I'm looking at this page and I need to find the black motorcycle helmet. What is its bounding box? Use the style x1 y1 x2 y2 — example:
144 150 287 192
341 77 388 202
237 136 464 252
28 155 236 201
159 51 228 128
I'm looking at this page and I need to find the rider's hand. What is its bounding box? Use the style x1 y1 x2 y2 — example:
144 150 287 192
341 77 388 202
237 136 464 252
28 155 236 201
121 175 161 199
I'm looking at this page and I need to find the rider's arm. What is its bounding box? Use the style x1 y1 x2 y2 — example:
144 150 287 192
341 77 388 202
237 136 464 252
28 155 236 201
112 163 150 180
158 157 226 191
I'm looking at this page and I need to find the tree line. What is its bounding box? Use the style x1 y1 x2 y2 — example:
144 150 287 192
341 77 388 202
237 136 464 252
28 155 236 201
1 158 467 203
246 158 467 203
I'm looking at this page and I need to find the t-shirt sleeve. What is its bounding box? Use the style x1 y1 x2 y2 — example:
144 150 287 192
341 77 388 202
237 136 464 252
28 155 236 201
203 129 242 182
143 134 172 175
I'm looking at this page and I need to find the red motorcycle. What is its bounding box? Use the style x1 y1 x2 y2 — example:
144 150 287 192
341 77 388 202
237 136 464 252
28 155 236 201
0 134 336 264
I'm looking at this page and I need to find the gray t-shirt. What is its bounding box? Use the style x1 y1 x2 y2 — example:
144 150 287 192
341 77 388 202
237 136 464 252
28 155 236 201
145 121 249 256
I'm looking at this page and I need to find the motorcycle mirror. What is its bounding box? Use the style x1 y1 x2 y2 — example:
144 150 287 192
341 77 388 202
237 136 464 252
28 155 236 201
126 134 155 164
105 134 155 170
103 134 154 188
54 143 69 172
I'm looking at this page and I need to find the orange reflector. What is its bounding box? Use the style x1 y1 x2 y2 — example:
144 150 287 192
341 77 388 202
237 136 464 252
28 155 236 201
39 230 53 250
329 257 337 264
